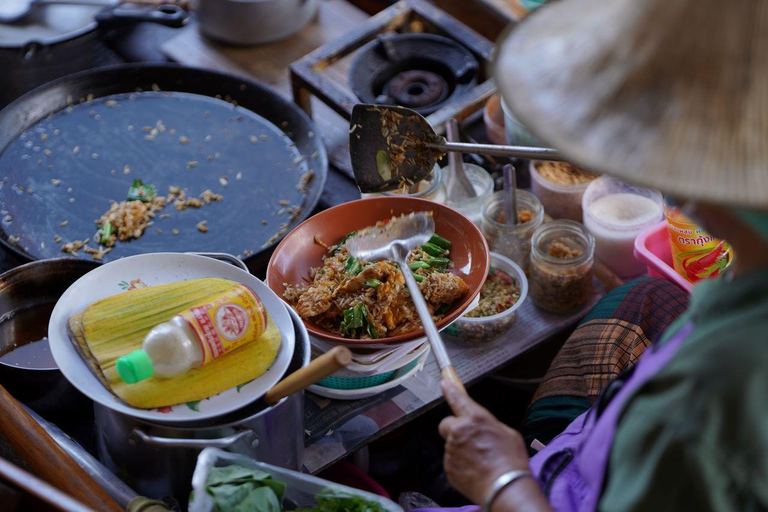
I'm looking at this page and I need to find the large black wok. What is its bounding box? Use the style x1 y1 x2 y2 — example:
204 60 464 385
0 64 328 276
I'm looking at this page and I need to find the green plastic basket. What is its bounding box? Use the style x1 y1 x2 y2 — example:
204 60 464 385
318 359 420 390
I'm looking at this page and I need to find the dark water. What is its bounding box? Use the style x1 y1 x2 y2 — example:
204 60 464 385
0 91 314 262
0 302 57 369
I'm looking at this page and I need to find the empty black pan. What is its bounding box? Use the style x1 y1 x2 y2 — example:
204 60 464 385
0 64 327 275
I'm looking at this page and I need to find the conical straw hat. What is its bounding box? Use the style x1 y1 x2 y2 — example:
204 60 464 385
495 0 768 209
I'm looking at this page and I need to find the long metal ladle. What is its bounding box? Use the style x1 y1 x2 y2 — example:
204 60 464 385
345 212 466 393
350 103 564 193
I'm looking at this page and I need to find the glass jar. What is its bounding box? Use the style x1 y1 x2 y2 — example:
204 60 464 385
529 220 595 314
361 166 447 204
481 189 544 268
443 163 494 227
582 176 663 278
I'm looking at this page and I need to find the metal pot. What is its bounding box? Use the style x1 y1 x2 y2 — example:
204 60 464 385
94 307 310 504
0 2 187 107
0 258 99 416
195 0 318 46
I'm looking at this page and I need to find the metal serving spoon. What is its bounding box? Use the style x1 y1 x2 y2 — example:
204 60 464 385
345 212 466 393
349 103 565 193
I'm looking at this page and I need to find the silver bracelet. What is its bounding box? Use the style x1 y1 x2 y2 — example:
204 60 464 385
482 470 534 512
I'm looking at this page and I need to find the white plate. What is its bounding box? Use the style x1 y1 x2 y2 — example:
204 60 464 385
48 253 294 424
307 349 429 401
311 336 429 376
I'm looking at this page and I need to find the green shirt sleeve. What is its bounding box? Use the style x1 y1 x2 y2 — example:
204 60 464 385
599 322 768 512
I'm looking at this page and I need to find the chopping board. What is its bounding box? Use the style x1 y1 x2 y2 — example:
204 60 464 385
161 0 369 178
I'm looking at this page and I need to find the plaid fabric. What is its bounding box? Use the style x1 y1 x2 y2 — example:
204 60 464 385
522 277 689 447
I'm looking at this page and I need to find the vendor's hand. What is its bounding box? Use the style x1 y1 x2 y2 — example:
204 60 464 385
438 380 531 505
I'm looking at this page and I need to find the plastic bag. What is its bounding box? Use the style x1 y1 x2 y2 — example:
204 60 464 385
665 208 733 283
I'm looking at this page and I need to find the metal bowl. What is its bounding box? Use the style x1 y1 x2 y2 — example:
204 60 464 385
195 0 319 46
0 258 98 416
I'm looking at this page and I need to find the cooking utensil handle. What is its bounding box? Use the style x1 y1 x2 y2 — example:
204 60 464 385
441 366 466 393
95 4 188 29
445 119 475 198
393 244 465 394
132 428 257 448
24 405 138 509
430 140 564 161
264 346 352 404
189 252 249 272
0 386 122 511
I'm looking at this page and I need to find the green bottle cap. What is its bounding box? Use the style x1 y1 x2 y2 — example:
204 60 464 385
116 350 154 384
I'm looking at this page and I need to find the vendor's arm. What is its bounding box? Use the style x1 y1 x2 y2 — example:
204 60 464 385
438 381 552 512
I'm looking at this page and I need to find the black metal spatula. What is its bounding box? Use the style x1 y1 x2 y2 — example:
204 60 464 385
349 103 564 193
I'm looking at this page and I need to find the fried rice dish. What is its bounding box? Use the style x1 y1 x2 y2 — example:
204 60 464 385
283 220 469 339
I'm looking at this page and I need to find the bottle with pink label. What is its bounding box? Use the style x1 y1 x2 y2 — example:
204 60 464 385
116 284 268 384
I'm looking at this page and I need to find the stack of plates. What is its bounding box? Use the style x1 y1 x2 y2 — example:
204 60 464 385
307 336 431 400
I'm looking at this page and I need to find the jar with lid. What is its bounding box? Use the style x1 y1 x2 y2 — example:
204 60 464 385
443 163 494 226
481 189 544 268
529 220 595 314
582 176 663 278
360 166 447 204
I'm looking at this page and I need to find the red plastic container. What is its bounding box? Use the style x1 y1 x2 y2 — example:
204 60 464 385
634 221 693 293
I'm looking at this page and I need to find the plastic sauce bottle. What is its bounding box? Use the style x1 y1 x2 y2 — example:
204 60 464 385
116 284 268 383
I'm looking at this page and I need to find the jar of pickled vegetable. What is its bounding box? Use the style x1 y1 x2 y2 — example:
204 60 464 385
528 220 595 314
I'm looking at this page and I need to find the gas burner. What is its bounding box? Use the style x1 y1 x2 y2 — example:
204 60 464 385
349 34 479 115
289 0 497 177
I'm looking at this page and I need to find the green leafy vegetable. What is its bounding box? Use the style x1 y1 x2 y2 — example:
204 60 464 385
205 465 286 512
333 231 357 254
99 221 113 244
340 303 377 338
376 150 392 181
422 256 450 266
421 242 445 257
345 256 362 275
365 278 382 288
409 261 430 270
298 491 387 512
126 179 157 202
429 234 452 249
413 273 425 283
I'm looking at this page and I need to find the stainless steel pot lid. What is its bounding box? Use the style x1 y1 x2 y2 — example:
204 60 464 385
0 3 105 48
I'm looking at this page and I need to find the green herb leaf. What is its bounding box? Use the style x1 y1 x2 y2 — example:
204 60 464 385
376 150 392 181
345 255 362 275
126 179 157 202
297 491 387 512
99 221 113 244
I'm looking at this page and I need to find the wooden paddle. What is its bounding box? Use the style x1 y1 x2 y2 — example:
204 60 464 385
0 384 121 512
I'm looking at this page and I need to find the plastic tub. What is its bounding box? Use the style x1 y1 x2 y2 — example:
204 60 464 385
191 448 403 512
529 160 598 222
582 176 664 278
501 97 542 147
443 253 528 343
483 95 506 145
634 221 693 292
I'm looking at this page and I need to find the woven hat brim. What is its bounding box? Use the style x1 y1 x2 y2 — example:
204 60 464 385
495 0 768 209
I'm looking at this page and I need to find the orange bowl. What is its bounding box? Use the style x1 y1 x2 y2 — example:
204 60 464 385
267 197 490 345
